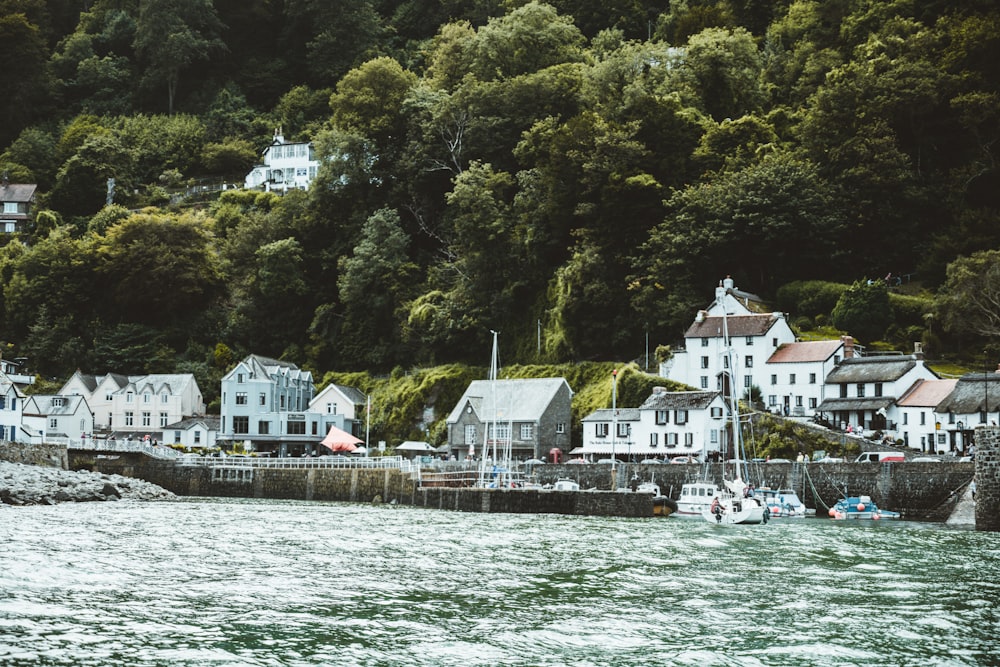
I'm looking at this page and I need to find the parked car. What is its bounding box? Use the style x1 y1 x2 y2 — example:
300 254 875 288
670 456 701 464
855 452 905 463
910 456 941 463
814 456 845 463
639 458 664 464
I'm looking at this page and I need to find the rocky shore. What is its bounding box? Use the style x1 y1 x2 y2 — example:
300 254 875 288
0 461 174 506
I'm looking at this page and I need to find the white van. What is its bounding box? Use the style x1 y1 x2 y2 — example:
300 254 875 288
854 451 905 463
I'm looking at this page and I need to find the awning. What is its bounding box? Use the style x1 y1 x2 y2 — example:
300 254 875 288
320 425 363 452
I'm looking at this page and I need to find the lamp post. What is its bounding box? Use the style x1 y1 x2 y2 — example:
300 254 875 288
611 369 618 491
985 350 990 425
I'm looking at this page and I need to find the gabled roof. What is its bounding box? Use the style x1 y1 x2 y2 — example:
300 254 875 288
228 354 313 384
685 313 783 339
824 356 934 384
0 183 36 204
446 378 571 424
767 340 843 364
164 415 221 431
23 394 89 416
897 379 958 408
639 390 720 410
314 383 367 405
0 370 26 398
935 373 1000 414
581 408 641 422
816 396 895 412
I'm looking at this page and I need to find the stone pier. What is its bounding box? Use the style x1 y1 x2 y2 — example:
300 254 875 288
975 426 1000 532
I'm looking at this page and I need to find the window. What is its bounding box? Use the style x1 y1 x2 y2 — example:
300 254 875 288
236 392 247 405
656 410 668 425
126 391 134 403
875 383 883 397
259 393 266 406
789 374 796 385
809 373 816 384
174 431 182 444
745 356 753 368
161 393 168 403
701 356 709 369
143 393 150 403
840 385 848 398
52 397 65 407
937 433 947 445
744 376 752 388
193 431 201 444
920 412 926 426
856 383 865 398
237 373 244 383
488 423 511 441
159 412 168 427
711 407 724 418
280 395 286 409
685 433 694 446
948 412 955 424
556 423 565 434
795 396 803 407
616 422 630 438
667 433 678 446
676 410 688 425
327 402 337 414
768 395 777 406
106 392 114 401
650 433 658 446
809 398 817 409
746 336 754 345
125 411 134 426
142 411 151 427
771 374 777 385
464 425 477 444
258 421 270 434
596 423 609 437
903 413 908 425
287 421 306 435
700 376 709 389
981 410 987 424
0 397 4 409
49 417 57 429
772 337 778 346
723 356 729 369
701 338 709 347
710 429 719 444
233 416 249 434
520 424 533 440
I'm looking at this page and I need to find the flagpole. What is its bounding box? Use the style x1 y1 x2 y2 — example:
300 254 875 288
365 394 371 457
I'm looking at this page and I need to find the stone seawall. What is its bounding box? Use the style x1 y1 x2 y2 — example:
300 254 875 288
410 486 652 517
0 441 67 468
975 426 999 532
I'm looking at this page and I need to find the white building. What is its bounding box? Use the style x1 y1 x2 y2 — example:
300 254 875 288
21 395 94 444
0 369 26 442
578 388 727 461
309 383 368 439
244 129 319 192
164 416 220 450
933 368 1000 453
895 378 958 453
60 372 205 436
663 277 797 395
763 338 847 417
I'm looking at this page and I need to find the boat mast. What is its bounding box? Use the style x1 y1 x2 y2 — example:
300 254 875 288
717 280 743 483
479 330 502 487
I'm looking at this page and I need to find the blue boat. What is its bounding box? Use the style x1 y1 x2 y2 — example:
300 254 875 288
829 495 900 520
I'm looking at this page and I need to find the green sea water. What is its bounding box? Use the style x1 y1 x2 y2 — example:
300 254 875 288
1 498 997 666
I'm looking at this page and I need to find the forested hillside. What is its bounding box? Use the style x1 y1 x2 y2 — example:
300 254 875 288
1 0 998 397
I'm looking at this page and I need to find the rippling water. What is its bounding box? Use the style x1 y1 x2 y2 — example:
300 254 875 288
1 499 998 666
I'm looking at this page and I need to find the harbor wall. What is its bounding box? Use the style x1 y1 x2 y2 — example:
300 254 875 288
17 448 979 521
0 441 67 468
974 426 999 532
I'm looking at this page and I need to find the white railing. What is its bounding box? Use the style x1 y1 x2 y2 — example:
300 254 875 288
64 438 180 459
177 454 418 472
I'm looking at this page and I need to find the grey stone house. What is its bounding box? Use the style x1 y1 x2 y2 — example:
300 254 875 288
446 378 573 461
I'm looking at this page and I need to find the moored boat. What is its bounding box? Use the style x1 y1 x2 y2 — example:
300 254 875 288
675 481 718 518
829 495 900 520
759 487 811 518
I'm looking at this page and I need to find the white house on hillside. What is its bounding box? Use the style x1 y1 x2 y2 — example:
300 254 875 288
933 368 1000 452
244 129 320 192
663 277 796 395
164 416 220 450
60 371 205 437
21 395 94 444
764 338 848 417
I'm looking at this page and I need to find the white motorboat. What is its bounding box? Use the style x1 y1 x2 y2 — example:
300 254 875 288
675 481 719 518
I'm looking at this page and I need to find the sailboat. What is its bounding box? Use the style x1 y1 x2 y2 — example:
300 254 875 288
702 280 768 525
477 331 516 489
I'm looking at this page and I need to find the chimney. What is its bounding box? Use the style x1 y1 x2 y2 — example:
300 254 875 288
914 342 924 360
842 335 855 359
723 275 735 290
653 386 665 395
695 310 706 323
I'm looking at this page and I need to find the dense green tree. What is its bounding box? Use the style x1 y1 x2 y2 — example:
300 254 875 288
49 133 136 217
830 279 893 343
934 250 1000 340
671 26 764 122
0 11 54 146
133 0 225 114
282 0 381 86
472 1 586 80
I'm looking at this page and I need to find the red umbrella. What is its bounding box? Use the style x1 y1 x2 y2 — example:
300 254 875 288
321 425 363 452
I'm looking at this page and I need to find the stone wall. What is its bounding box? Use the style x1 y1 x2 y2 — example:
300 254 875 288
974 426 999 531
0 441 67 468
410 487 652 517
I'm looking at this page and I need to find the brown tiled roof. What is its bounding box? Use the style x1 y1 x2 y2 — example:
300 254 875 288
685 314 781 339
767 340 843 364
897 379 958 407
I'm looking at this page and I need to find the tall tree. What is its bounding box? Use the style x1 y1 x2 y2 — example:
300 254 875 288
133 0 225 114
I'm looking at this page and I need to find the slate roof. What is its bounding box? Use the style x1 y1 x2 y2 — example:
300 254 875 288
639 390 719 411
685 313 782 339
332 384 367 405
581 408 642 422
23 394 88 416
767 340 843 364
824 356 931 383
897 379 958 408
446 378 571 424
935 373 1000 414
815 396 896 412
0 183 37 206
164 415 221 430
